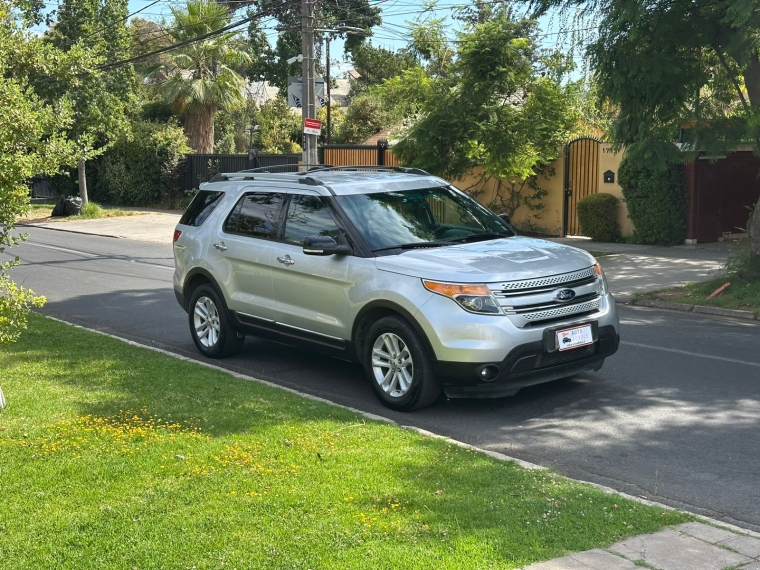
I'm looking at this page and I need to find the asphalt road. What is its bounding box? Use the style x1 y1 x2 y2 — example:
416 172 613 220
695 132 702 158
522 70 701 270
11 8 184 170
7 227 760 532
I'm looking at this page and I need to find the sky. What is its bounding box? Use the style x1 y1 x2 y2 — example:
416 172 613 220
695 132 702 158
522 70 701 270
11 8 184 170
33 0 589 77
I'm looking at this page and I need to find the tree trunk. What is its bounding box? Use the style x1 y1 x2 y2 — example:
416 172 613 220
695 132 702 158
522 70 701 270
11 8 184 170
750 196 760 257
186 105 215 154
77 158 89 205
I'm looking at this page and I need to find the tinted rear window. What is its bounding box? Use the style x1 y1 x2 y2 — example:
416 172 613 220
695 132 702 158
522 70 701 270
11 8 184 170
223 193 285 239
179 190 224 227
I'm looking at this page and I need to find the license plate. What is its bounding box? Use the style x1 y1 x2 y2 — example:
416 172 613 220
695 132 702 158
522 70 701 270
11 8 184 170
556 324 594 351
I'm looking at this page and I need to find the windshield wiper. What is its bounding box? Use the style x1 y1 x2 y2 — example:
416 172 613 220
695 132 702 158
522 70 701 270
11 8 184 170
372 241 449 253
444 232 512 244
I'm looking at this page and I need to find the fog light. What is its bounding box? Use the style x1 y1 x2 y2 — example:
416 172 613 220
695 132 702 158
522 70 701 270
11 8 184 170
477 365 499 382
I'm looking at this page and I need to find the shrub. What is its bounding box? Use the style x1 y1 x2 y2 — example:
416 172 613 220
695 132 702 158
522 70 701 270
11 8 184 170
618 157 687 245
577 192 620 242
93 120 190 206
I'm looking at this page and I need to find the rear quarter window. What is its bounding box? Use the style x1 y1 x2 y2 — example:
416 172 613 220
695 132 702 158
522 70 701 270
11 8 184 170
179 190 224 227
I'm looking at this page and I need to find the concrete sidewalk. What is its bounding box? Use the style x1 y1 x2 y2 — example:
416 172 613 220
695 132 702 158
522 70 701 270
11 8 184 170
547 237 736 301
19 211 181 245
522 521 760 570
20 215 735 299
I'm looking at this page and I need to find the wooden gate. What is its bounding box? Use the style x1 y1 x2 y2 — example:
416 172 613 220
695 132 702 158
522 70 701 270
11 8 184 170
563 137 602 236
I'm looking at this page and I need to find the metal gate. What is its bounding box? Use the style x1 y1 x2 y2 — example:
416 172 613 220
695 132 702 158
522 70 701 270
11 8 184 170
563 137 603 236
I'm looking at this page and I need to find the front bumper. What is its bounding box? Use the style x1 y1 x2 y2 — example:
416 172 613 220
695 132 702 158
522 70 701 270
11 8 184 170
432 324 619 398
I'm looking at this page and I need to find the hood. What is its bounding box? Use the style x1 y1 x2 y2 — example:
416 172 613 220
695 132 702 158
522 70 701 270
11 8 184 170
375 237 596 283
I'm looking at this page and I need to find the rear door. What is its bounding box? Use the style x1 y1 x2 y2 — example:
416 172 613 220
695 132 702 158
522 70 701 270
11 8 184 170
272 190 352 341
208 189 286 322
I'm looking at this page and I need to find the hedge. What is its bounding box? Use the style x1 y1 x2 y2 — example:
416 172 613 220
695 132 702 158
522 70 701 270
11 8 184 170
91 120 191 207
577 192 620 242
618 157 687 245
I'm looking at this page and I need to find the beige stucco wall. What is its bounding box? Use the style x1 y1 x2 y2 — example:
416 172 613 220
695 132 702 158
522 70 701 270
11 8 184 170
597 144 633 236
452 143 634 237
452 158 565 236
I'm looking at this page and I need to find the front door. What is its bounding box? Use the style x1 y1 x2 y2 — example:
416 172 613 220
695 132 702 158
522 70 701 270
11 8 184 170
564 137 602 236
272 191 352 341
208 191 285 321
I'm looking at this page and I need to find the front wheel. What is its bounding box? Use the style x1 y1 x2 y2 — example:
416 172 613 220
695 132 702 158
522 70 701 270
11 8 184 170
188 284 244 358
364 316 441 411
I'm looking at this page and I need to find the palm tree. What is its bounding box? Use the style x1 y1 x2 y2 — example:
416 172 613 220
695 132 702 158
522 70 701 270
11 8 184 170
146 0 250 153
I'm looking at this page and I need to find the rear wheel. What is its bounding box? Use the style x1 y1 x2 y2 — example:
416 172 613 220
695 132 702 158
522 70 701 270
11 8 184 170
188 284 244 358
364 316 441 411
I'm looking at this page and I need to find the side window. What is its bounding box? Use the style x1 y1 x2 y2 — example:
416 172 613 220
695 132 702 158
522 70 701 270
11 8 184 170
223 192 285 239
283 195 342 245
179 190 224 227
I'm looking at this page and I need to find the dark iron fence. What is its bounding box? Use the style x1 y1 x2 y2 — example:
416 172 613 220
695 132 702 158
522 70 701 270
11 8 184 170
181 153 300 193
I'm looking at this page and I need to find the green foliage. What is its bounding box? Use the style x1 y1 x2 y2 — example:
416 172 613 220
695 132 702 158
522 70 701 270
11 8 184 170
244 0 381 92
576 193 620 242
618 157 687 246
727 245 760 283
391 8 578 192
484 165 555 221
42 0 137 200
335 90 401 144
250 98 302 154
79 202 102 218
0 1 81 342
349 42 418 96
93 120 191 206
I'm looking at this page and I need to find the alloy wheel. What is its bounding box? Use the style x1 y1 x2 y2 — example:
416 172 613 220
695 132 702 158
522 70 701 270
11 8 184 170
193 296 221 348
371 332 414 398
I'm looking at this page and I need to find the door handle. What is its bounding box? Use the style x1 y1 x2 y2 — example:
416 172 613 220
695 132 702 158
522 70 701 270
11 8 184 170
213 242 227 251
276 255 295 266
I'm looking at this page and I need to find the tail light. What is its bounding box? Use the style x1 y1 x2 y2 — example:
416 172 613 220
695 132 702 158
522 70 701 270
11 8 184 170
173 230 182 243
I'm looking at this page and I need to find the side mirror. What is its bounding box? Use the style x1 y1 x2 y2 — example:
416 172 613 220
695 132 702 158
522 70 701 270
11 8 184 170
303 235 351 256
498 213 511 224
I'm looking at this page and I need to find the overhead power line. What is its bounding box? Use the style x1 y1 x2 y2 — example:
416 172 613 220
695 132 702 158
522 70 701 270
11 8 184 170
98 0 295 72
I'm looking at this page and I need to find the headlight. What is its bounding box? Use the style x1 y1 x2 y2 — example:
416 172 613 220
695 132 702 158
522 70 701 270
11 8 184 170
593 263 608 294
422 280 504 315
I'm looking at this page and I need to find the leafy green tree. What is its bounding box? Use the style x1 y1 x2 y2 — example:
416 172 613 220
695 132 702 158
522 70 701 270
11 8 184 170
243 0 381 91
526 0 760 253
146 0 251 153
391 8 578 220
250 98 303 154
43 0 136 204
348 42 418 95
1 1 79 342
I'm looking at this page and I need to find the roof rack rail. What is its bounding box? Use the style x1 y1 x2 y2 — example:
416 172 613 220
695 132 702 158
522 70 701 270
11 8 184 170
208 173 257 182
239 164 330 173
309 165 430 176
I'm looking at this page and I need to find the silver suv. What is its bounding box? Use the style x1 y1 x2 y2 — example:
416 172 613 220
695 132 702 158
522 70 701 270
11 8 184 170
173 167 619 411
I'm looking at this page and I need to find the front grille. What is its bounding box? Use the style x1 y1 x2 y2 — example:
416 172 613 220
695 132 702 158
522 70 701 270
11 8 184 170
521 298 601 323
494 267 596 293
534 344 595 369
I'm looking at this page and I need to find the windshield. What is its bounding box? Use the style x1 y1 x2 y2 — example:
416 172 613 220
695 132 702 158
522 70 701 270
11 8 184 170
336 186 515 251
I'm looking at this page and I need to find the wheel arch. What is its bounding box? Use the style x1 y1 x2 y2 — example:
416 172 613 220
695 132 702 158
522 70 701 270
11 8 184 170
352 301 438 363
183 268 228 312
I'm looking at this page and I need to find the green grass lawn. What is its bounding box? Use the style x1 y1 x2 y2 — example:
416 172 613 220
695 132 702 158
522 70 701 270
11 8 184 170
0 315 690 569
635 278 760 315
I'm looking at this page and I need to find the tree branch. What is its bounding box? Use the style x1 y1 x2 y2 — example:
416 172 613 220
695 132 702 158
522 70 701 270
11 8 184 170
712 44 750 112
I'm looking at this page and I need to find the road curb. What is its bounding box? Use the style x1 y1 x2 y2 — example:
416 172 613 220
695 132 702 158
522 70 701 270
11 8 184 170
37 314 760 538
629 299 758 320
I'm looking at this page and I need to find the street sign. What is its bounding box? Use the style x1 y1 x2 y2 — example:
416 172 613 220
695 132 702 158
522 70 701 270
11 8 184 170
287 77 326 108
304 118 322 136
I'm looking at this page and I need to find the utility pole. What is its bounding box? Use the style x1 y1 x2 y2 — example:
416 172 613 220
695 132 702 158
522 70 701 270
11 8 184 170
326 35 332 145
301 0 318 166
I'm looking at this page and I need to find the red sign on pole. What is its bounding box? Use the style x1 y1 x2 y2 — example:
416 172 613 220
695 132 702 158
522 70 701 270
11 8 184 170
304 118 322 136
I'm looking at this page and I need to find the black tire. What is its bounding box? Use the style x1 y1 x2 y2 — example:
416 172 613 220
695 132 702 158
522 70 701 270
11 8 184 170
363 315 441 411
187 284 244 358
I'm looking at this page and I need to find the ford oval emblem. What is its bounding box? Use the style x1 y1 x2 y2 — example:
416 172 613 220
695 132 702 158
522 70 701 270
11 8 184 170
554 289 576 302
